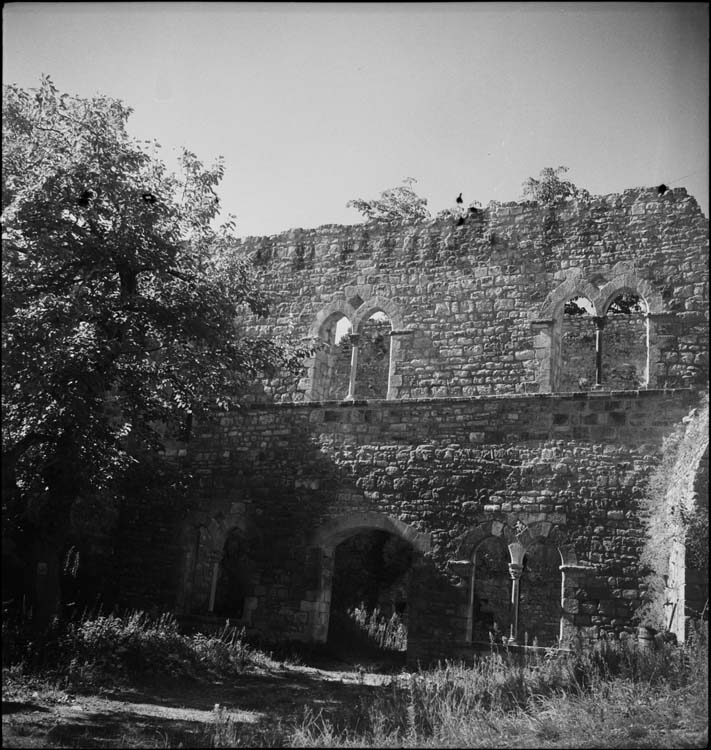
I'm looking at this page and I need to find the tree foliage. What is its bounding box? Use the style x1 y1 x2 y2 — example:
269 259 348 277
1 77 308 591
346 177 431 222
606 292 645 315
521 166 589 206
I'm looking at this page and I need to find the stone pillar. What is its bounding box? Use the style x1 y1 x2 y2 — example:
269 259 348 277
593 316 606 387
508 562 523 643
344 334 360 401
507 541 526 643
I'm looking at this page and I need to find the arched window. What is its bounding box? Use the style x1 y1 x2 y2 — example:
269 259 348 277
518 541 563 646
601 292 649 389
469 536 510 643
311 312 352 401
558 296 596 391
354 311 392 400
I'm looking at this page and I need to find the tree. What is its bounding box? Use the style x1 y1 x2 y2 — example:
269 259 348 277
2 76 308 624
346 177 431 222
607 292 645 315
521 166 589 206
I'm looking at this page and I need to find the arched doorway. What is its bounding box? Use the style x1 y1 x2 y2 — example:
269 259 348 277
212 528 252 620
307 512 431 658
328 529 412 653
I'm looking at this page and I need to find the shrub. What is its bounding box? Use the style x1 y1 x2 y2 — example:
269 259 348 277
39 610 274 690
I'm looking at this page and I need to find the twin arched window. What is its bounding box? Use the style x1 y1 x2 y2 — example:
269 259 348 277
309 310 394 401
558 291 649 391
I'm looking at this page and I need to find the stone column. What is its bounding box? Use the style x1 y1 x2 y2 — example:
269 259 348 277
507 541 526 643
592 316 606 387
508 562 523 643
344 334 360 401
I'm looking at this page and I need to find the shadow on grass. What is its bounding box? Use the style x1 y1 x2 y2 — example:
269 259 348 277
2 701 51 714
12 664 397 748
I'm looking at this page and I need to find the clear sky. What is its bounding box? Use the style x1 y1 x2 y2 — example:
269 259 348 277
3 2 709 238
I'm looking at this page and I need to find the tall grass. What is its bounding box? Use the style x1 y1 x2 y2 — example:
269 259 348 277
286 622 708 748
344 604 407 651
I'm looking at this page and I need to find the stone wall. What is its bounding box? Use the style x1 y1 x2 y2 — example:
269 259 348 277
128 388 699 665
235 186 707 402
109 186 708 665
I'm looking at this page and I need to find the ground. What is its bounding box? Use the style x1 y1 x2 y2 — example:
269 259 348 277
2 653 397 749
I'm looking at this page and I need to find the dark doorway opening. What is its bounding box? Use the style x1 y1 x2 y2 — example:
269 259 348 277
328 529 412 660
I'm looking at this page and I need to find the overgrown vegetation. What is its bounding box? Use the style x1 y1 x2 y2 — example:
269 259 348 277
346 177 431 222
286 624 708 749
637 394 709 631
3 610 707 748
521 165 590 206
347 166 589 225
2 609 278 693
345 604 407 651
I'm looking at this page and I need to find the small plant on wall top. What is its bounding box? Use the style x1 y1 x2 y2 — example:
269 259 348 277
346 177 431 222
521 166 590 206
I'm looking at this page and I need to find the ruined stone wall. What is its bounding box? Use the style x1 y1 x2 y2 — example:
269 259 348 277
124 388 699 664
235 187 707 402
109 186 708 664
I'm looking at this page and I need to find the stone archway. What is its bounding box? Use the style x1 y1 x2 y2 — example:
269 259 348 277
305 512 431 647
532 265 664 392
455 519 580 646
664 405 710 641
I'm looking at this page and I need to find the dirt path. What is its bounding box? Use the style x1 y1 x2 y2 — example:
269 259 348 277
2 660 399 748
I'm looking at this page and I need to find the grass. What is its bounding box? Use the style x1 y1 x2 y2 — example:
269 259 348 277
343 604 408 651
284 622 709 749
4 610 707 748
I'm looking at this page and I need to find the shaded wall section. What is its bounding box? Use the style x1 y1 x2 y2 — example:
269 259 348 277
111 388 700 664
